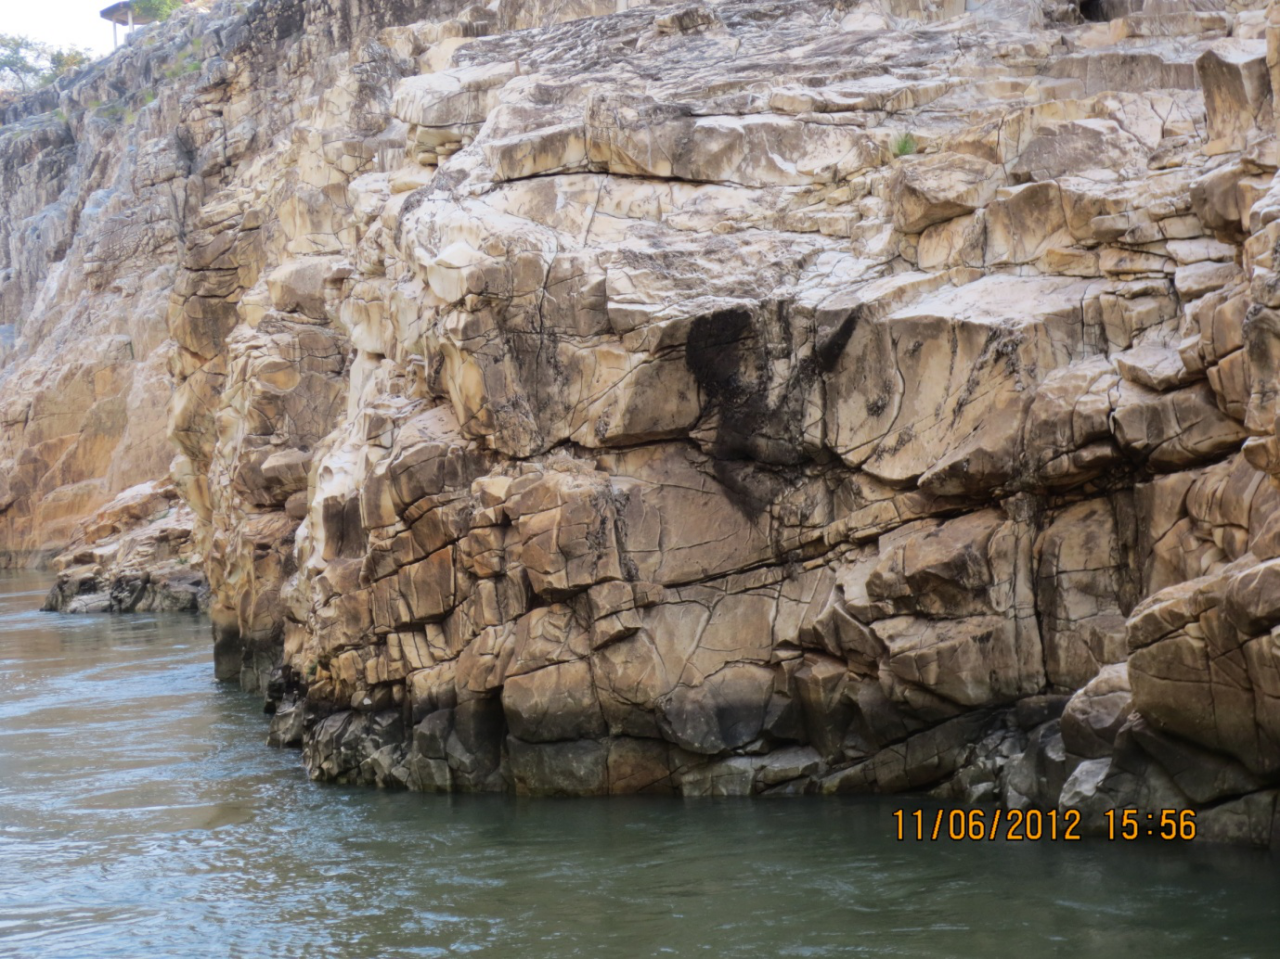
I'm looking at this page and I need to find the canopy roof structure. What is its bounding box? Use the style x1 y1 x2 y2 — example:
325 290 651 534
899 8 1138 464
99 2 158 27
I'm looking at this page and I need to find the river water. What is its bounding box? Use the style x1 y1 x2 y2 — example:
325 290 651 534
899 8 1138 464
1 572 1278 958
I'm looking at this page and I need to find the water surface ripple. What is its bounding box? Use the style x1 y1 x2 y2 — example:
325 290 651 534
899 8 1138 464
1 572 1278 958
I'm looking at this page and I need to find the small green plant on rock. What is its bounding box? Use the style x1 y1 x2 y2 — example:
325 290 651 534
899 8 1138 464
892 132 918 158
163 54 201 81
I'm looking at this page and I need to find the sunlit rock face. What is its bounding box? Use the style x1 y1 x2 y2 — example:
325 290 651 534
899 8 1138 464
39 480 208 614
5 0 1280 843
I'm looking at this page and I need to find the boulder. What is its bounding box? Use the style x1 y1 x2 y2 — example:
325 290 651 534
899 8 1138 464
891 152 1002 234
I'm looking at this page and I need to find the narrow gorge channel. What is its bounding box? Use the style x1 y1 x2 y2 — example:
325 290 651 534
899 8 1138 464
6 0 1280 949
2 572 1278 957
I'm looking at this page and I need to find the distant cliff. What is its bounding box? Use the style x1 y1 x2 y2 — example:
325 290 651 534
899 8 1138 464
3 0 1280 846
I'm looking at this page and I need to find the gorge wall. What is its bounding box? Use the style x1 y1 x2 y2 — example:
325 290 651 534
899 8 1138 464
5 0 1280 845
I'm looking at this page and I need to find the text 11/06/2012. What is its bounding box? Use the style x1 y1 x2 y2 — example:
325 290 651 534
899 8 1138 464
892 807 1198 842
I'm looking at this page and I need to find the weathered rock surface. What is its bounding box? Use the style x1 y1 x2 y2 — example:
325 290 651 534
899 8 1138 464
40 481 208 614
4 0 1280 844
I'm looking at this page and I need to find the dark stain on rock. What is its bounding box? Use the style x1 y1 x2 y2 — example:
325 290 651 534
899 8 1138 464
814 307 861 373
685 303 863 517
687 302 855 466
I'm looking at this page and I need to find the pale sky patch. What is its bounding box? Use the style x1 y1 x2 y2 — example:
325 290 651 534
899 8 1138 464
5 0 134 59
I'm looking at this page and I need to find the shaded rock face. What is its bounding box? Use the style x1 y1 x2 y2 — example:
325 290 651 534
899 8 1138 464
5 0 1280 842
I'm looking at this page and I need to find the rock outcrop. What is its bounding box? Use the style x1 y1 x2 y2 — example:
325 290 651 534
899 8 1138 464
40 481 208 614
5 0 1280 845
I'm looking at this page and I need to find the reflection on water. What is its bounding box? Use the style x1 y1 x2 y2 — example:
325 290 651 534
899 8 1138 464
1 571 1278 958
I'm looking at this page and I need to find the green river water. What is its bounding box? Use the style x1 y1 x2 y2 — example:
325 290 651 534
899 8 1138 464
1 572 1278 958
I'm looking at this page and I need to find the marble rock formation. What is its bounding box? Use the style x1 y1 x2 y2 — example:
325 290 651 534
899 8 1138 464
4 0 1280 844
41 481 208 613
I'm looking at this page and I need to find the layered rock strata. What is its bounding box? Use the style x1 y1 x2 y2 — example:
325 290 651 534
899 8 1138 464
40 481 208 613
4 0 1280 845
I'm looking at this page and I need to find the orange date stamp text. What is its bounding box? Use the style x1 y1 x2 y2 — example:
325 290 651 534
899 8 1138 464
891 807 1198 842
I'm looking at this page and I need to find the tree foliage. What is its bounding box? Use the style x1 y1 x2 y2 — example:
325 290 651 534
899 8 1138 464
132 0 183 22
0 35 92 93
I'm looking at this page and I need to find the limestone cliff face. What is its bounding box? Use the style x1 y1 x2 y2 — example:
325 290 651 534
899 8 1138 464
6 0 1280 843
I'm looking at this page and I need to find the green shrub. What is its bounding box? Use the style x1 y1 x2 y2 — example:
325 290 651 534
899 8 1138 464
891 132 918 158
132 0 182 21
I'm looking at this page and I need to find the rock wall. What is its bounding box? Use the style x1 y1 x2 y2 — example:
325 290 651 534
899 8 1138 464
5 0 1280 844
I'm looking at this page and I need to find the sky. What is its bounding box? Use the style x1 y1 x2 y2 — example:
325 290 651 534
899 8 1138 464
5 0 128 59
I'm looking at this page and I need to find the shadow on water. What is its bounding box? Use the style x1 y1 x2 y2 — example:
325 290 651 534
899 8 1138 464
1 572 1278 959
